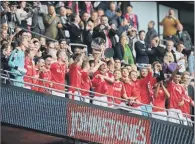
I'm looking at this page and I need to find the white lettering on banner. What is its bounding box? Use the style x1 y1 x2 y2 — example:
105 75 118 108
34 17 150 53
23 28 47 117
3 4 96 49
70 112 147 143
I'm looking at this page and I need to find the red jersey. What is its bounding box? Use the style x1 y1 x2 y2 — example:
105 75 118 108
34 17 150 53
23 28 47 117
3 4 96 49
139 72 155 104
106 72 114 105
152 88 166 112
180 95 193 118
92 76 108 96
80 71 92 96
131 80 142 107
50 62 66 91
68 64 82 93
24 57 36 88
113 81 125 104
167 81 185 109
38 70 52 93
31 68 40 91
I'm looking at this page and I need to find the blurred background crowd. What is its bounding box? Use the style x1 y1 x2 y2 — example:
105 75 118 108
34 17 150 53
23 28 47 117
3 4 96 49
0 1 194 125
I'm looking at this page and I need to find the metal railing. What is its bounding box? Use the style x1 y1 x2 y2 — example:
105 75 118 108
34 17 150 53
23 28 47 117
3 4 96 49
1 69 194 126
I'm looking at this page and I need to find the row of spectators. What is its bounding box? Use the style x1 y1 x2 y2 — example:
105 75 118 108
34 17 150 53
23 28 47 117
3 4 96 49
0 1 194 125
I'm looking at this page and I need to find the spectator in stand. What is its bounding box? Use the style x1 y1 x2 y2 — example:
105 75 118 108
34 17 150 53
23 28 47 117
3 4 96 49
175 24 193 50
1 29 8 42
135 30 150 64
1 43 11 72
152 81 170 121
118 18 129 35
79 2 93 16
83 21 94 54
0 1 10 24
59 39 73 56
146 35 165 64
59 6 70 40
166 66 186 123
81 12 90 26
50 50 67 97
124 5 139 30
97 8 105 19
164 40 177 62
93 1 109 11
31 2 46 36
175 42 187 73
38 55 53 93
188 50 195 77
8 38 28 87
16 1 33 29
90 11 99 27
65 6 72 23
114 35 134 64
145 21 157 46
93 15 119 49
68 53 84 101
65 14 83 43
162 52 177 74
160 9 180 38
6 2 18 34
127 27 138 58
105 2 120 28
43 5 60 39
24 49 36 89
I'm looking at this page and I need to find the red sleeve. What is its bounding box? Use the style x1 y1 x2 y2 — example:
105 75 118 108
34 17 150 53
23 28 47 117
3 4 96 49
121 83 126 96
92 77 101 87
140 71 153 84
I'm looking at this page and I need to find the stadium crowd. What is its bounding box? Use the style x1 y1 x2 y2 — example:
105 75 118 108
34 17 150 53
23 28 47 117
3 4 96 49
0 1 194 125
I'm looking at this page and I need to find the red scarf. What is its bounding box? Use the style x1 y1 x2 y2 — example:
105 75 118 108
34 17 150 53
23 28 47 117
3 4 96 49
125 13 138 29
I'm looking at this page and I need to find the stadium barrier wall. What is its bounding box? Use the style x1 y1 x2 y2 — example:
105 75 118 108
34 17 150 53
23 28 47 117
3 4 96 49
1 84 194 144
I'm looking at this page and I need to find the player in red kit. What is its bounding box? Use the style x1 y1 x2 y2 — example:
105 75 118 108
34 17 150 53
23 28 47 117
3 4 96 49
68 53 84 101
120 67 137 111
24 49 36 89
50 50 67 97
167 65 186 123
179 94 194 126
38 55 53 94
80 60 104 103
152 81 170 121
92 63 114 107
112 70 126 107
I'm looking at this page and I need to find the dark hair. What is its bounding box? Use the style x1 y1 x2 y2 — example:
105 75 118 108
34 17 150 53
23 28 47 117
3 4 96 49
175 71 182 76
56 50 64 58
70 14 77 22
101 15 108 19
44 55 52 60
82 60 89 69
149 20 155 26
72 53 80 61
139 30 145 35
35 57 44 65
177 41 184 47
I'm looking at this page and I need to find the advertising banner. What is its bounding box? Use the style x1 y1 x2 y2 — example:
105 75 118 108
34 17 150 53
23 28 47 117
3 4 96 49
66 103 151 144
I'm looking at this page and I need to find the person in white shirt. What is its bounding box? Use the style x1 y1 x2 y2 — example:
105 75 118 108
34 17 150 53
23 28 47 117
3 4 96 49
175 42 187 73
16 1 33 28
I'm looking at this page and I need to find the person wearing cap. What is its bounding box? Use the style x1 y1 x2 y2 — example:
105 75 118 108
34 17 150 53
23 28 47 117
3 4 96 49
124 4 139 30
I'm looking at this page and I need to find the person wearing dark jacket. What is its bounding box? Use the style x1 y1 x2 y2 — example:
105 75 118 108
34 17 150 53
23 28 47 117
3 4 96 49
146 35 165 64
83 21 94 54
64 14 83 43
145 21 157 46
93 15 119 48
135 30 150 64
